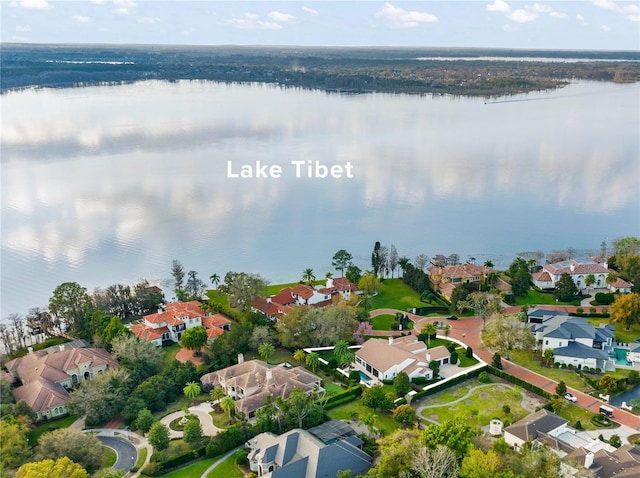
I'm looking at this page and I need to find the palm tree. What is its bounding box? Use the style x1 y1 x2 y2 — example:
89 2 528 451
258 342 276 363
398 257 410 278
358 412 377 436
209 273 220 288
209 386 225 411
220 396 236 424
302 268 316 284
293 349 306 363
421 322 438 347
443 324 451 339
333 340 350 366
585 274 596 292
305 351 320 372
606 271 618 289
183 381 201 401
325 271 333 279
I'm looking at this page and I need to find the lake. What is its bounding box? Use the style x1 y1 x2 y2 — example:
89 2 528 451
1 80 638 318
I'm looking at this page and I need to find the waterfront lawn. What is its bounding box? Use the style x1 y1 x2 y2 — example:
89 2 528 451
207 450 245 478
28 415 78 446
159 458 217 478
515 289 581 307
327 403 399 436
260 281 324 297
370 279 423 311
418 381 530 428
509 350 592 391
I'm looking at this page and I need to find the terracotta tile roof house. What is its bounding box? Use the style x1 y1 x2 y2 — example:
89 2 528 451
129 300 231 346
354 335 447 385
252 278 358 321
534 259 633 292
5 346 118 421
200 358 324 418
248 428 372 478
427 263 494 299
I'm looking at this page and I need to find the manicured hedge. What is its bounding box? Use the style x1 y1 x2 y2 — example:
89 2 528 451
412 306 450 315
323 386 363 410
142 446 207 476
412 366 487 401
487 366 553 399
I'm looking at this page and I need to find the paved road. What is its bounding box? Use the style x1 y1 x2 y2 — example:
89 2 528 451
370 307 640 431
98 435 137 471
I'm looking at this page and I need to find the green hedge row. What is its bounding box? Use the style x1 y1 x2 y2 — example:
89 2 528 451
142 446 207 476
323 386 363 410
413 366 487 401
487 366 553 399
412 306 450 316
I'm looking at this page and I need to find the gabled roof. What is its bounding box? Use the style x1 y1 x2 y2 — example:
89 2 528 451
544 259 609 276
504 409 567 443
131 324 168 341
202 314 231 328
13 377 70 413
292 284 315 301
532 271 553 282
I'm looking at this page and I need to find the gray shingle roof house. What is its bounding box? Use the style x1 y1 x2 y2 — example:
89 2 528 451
528 311 615 371
504 409 568 451
247 428 372 477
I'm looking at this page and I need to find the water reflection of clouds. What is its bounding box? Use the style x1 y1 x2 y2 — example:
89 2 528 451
2 81 638 267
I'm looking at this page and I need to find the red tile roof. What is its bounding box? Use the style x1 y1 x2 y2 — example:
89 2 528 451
293 284 315 300
131 323 167 341
144 300 203 326
271 289 296 306
202 314 231 328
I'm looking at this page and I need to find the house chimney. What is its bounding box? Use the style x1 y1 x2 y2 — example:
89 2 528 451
266 369 273 383
389 336 394 346
604 262 608 270
327 277 334 288
584 452 594 469
238 353 244 364
427 353 431 362
570 263 575 272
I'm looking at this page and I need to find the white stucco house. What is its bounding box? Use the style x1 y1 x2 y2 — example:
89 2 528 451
354 335 448 385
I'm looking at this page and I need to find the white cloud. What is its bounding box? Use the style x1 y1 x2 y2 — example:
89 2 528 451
139 17 160 24
549 11 568 19
113 0 136 15
302 7 318 16
593 0 640 21
576 13 585 21
267 11 296 23
224 13 282 30
600 24 612 31
502 24 519 32
14 0 50 9
375 3 438 29
486 0 510 13
529 3 552 13
15 25 32 32
72 15 92 23
507 9 538 23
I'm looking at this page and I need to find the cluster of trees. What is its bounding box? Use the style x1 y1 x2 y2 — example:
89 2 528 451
366 416 562 477
170 260 208 302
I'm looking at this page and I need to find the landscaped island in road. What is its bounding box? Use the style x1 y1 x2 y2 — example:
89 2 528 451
2 44 639 96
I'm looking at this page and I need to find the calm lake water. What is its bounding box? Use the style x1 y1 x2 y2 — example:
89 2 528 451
1 80 639 318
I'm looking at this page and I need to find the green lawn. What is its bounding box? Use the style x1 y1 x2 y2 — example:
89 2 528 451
370 279 423 311
327 402 399 436
509 350 593 391
134 447 148 471
206 290 230 308
28 415 78 446
162 343 181 365
515 289 581 306
371 314 396 331
418 381 532 428
158 458 217 478
206 450 245 478
456 348 479 367
244 347 293 365
324 383 344 396
260 280 324 297
554 403 600 431
587 318 640 344
101 446 117 468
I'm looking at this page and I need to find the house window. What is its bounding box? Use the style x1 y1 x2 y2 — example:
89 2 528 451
545 340 548 345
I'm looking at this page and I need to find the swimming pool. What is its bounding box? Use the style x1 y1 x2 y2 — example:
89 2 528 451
613 348 632 366
359 371 372 385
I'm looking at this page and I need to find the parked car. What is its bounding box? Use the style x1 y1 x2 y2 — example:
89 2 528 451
564 393 577 402
446 315 459 320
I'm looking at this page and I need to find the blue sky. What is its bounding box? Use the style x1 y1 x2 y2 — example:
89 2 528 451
1 1 639 50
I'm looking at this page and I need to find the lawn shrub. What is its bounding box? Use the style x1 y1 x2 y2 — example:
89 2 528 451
236 449 249 465
478 372 491 383
465 347 473 358
323 386 363 410
595 292 615 305
450 351 458 365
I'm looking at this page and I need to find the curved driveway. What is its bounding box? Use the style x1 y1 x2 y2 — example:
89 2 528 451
98 435 137 471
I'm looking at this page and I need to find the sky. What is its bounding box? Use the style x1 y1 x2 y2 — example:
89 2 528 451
1 0 639 51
